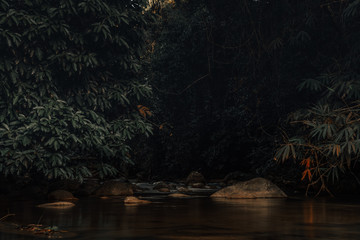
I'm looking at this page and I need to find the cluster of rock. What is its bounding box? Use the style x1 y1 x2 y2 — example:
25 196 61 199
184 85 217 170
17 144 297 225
28 171 287 208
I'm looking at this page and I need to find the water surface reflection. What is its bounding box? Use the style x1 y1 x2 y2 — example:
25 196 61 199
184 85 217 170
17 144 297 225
1 197 360 240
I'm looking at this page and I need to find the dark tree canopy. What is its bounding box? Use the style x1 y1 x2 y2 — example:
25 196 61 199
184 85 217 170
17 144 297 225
139 0 360 193
0 0 152 181
1 0 360 195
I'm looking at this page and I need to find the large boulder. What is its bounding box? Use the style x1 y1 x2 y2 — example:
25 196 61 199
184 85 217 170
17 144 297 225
211 178 287 199
186 171 206 187
95 181 133 196
48 190 77 201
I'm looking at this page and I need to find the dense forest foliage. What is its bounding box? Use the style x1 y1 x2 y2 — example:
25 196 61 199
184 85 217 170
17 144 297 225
0 0 152 181
1 0 360 195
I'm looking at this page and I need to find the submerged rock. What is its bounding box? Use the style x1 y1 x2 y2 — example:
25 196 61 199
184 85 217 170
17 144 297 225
37 201 75 208
95 181 133 196
124 196 151 205
168 193 190 198
211 177 287 199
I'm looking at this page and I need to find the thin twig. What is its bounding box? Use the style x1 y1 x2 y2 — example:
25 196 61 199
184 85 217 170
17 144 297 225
153 74 209 95
37 212 44 225
0 213 15 222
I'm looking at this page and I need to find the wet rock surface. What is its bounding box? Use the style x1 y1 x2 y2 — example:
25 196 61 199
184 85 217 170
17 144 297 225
190 182 205 188
157 188 171 192
129 179 220 199
176 186 191 193
124 196 151 205
211 177 287 199
37 201 75 208
168 193 190 198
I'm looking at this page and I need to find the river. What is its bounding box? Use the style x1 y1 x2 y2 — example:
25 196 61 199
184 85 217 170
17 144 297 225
1 196 360 239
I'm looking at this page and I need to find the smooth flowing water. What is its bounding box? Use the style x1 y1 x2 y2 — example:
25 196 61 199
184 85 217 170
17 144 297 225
1 196 360 240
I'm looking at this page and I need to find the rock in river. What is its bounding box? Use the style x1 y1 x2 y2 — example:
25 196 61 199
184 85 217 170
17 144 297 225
168 193 190 198
190 182 205 188
211 177 287 199
37 201 75 208
153 181 171 190
177 186 191 193
124 196 151 205
48 190 77 201
157 188 170 192
186 171 206 186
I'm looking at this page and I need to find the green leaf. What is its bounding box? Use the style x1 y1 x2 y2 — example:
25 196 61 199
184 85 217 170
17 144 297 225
22 136 31 146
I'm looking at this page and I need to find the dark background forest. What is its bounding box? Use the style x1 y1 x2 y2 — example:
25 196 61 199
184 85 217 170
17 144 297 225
1 0 360 196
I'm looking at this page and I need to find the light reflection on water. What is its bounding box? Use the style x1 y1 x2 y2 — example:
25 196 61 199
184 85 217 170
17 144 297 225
1 197 360 240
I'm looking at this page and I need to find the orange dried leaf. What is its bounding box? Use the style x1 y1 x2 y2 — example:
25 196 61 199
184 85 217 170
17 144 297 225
301 169 312 181
137 105 151 118
139 110 146 118
300 157 311 168
301 170 307 181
